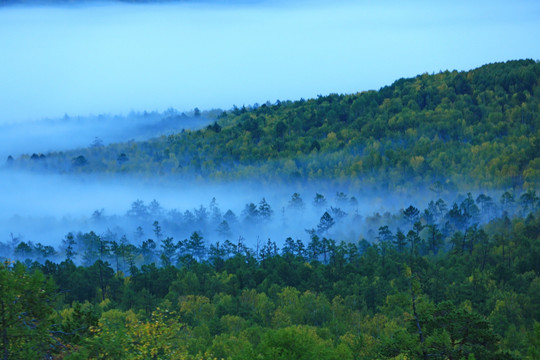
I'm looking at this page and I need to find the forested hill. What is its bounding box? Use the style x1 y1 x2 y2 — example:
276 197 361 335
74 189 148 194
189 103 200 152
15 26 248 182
10 59 540 190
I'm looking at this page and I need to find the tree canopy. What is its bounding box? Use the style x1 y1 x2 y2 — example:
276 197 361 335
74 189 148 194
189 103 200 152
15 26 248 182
9 59 540 191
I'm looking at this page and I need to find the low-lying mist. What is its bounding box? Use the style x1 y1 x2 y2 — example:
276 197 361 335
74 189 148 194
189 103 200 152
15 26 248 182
1 167 530 268
0 169 417 247
0 109 214 160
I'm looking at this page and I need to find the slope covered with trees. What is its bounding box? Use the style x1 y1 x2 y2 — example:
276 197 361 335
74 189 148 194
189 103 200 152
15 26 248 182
9 59 540 191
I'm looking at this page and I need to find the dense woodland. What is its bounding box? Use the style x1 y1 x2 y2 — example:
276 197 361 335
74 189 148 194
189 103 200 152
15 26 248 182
1 60 539 359
9 59 540 191
0 196 539 359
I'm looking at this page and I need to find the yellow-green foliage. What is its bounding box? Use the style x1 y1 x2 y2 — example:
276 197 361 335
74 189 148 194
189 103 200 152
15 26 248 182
14 60 540 190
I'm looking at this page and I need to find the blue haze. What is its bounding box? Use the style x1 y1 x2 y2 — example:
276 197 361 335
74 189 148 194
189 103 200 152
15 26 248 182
0 0 539 123
0 0 538 250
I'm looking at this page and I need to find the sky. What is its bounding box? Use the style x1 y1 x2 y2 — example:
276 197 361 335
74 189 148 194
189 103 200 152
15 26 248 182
0 0 538 248
0 0 539 123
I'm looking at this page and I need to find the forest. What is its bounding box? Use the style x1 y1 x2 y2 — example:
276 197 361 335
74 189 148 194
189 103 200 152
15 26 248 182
8 60 539 191
1 60 539 359
1 192 539 359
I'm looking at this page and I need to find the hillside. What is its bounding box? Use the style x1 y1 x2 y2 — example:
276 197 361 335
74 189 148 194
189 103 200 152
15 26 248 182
9 59 540 191
1 59 540 360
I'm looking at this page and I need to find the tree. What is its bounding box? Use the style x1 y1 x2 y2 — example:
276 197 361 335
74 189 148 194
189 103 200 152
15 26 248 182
393 228 407 253
97 233 110 261
127 199 149 219
306 232 322 261
377 225 394 244
72 155 87 167
88 259 115 302
152 220 163 242
62 232 77 261
260 239 279 261
335 191 348 205
281 237 298 257
0 262 56 360
223 210 238 226
216 220 232 238
295 239 306 259
126 308 188 359
476 193 495 219
141 239 157 264
242 203 259 224
460 192 480 226
79 231 103 266
288 193 305 210
182 209 196 227
118 235 130 271
403 205 420 228
258 198 273 222
160 237 178 267
258 325 347 360
329 206 347 220
313 193 327 208
424 202 437 225
117 153 129 165
417 301 502 360
194 205 209 227
222 240 238 258
32 243 56 262
90 136 104 148
425 224 443 255
320 237 336 265
275 120 287 138
123 243 138 275
349 196 359 214
500 191 515 213
207 121 222 133
406 230 421 257
377 225 394 267
209 197 222 225
14 241 33 261
187 232 206 261
520 189 538 213
446 203 467 233
208 242 226 268
317 212 335 235
148 199 164 218
134 226 144 242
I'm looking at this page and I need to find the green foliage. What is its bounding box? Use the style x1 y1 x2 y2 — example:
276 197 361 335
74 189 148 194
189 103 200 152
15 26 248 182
0 262 57 360
257 325 351 360
4 209 535 359
11 60 540 190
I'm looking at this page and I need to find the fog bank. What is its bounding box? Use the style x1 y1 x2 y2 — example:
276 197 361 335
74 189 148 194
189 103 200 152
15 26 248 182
0 110 213 160
0 169 433 248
